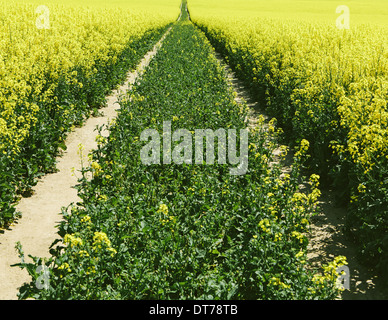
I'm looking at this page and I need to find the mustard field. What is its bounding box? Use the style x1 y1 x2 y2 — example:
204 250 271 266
1 0 386 300
190 0 388 277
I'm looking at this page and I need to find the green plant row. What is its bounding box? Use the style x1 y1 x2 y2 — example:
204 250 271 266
0 25 171 228
15 17 345 300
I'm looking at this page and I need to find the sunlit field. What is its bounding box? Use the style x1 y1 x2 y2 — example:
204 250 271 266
1 0 387 300
190 0 388 276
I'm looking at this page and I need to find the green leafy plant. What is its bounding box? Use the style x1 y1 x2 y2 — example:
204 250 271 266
16 14 345 300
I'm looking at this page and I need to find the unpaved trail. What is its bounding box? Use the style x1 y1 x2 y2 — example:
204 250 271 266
212 51 388 300
308 190 388 300
0 27 171 300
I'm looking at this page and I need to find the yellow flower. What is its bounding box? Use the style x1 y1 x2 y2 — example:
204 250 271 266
291 231 304 244
99 194 108 201
107 247 117 257
58 262 71 273
301 218 309 225
80 215 92 224
157 203 169 215
291 192 307 203
309 174 320 186
91 161 102 175
63 234 83 247
86 266 96 275
295 139 310 157
95 134 106 145
274 232 282 242
93 231 111 248
334 255 348 266
78 250 89 258
269 277 291 289
259 219 271 233
357 184 366 193
300 139 310 151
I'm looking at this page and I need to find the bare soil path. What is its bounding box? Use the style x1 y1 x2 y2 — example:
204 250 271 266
308 190 388 300
0 27 171 300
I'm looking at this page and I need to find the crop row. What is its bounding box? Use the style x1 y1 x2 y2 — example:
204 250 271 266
16 13 345 299
190 7 388 274
0 2 176 227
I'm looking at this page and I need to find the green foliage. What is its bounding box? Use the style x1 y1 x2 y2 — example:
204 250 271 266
16 18 344 300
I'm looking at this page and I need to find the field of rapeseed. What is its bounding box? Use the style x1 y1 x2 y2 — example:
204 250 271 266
15 7 346 300
190 0 388 275
0 0 178 227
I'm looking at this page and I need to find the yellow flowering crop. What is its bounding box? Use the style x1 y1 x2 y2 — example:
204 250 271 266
269 276 291 289
91 161 102 176
291 231 305 244
58 262 72 273
0 0 177 157
157 203 169 215
258 218 271 233
312 256 348 289
80 215 92 224
189 0 387 272
93 231 112 248
63 233 83 247
92 231 117 257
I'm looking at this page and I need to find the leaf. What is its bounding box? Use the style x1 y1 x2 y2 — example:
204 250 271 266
58 142 67 151
227 284 239 299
